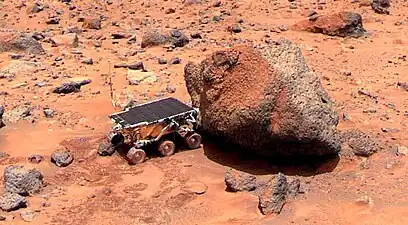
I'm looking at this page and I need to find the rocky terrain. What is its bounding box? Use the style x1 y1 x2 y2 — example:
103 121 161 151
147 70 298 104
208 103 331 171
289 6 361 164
0 0 408 224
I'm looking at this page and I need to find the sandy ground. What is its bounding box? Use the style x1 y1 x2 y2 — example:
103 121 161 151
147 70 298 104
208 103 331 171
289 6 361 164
1 0 408 224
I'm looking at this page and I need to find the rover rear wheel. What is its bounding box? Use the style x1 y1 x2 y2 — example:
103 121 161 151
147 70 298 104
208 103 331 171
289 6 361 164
127 148 146 164
185 133 202 149
158 140 176 156
98 141 116 156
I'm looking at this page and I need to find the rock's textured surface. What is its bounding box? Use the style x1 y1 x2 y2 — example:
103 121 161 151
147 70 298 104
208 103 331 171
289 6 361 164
341 129 379 157
0 192 27 212
141 29 189 48
291 11 366 37
51 149 74 167
184 38 341 156
4 165 44 196
0 34 45 54
225 168 257 192
258 173 288 215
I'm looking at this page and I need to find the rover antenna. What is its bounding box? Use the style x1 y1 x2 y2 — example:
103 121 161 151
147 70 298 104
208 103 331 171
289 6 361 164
108 60 116 108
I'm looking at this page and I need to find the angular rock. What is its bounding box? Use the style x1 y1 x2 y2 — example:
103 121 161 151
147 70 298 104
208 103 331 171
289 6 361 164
30 2 44 13
141 29 189 48
53 82 81 94
3 106 32 124
225 168 257 192
0 193 27 212
0 106 4 128
82 17 102 30
184 39 341 156
4 165 44 196
372 0 390 14
111 32 131 39
127 70 157 85
291 11 366 37
51 149 74 167
341 129 379 157
258 173 288 215
170 57 181 65
0 34 45 54
46 17 61 25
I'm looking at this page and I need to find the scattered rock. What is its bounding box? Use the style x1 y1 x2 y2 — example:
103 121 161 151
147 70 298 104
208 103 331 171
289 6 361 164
182 181 208 194
165 8 176 14
4 165 44 196
225 168 257 192
158 58 168 64
114 62 144 70
53 82 81 94
190 33 202 39
258 173 288 215
30 2 44 13
170 57 181 64
355 195 374 208
97 141 115 156
341 129 379 157
397 82 408 91
0 106 4 128
230 24 242 33
291 11 366 37
396 146 408 156
127 70 157 85
372 0 390 14
3 106 32 124
184 38 341 156
46 16 61 25
20 210 35 222
49 33 79 47
166 84 176 93
51 149 74 167
28 154 44 164
141 29 189 48
0 193 27 212
111 32 131 39
82 17 102 30
82 58 94 65
0 34 45 54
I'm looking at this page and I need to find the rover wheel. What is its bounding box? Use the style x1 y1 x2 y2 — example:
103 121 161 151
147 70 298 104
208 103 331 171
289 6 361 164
158 140 176 157
108 132 125 146
98 141 116 156
127 148 146 165
185 133 202 149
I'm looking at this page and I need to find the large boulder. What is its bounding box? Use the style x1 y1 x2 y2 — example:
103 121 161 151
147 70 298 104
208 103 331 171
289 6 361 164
291 11 366 38
372 0 390 14
184 38 341 156
0 34 45 54
4 165 44 196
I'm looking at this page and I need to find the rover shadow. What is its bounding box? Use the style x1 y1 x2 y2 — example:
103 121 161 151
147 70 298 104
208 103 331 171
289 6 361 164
201 134 340 177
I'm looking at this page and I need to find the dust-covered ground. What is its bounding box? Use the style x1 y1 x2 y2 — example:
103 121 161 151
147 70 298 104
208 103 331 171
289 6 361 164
1 0 408 224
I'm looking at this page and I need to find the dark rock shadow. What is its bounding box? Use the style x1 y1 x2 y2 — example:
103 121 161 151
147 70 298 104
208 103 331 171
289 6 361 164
202 133 340 177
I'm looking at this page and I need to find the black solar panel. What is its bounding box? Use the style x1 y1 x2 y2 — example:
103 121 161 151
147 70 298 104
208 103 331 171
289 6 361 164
109 97 194 127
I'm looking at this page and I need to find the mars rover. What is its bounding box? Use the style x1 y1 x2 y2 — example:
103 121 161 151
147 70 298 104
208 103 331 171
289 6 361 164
98 97 202 164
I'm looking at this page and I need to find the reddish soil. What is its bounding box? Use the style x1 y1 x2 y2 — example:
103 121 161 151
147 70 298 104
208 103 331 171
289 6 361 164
1 0 408 224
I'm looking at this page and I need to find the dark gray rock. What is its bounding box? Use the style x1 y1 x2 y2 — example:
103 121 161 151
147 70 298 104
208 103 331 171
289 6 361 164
4 165 44 196
52 82 81 94
184 38 341 156
30 2 44 13
158 58 168 64
0 193 27 212
82 17 102 30
258 173 288 215
51 149 74 167
225 168 257 192
341 129 379 157
127 61 144 70
231 24 242 33
190 33 202 39
0 106 4 128
165 84 176 93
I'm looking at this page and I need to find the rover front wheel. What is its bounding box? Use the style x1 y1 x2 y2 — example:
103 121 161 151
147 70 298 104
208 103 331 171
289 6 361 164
185 133 202 149
127 148 146 164
158 140 176 157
